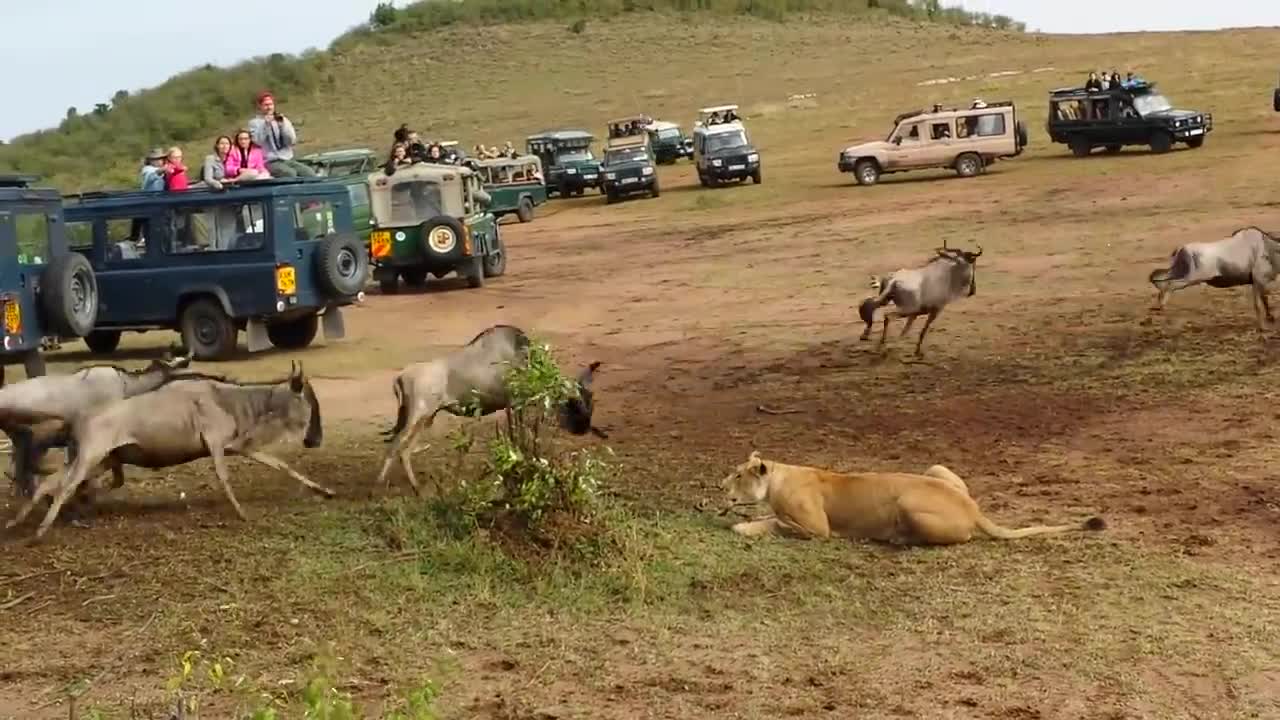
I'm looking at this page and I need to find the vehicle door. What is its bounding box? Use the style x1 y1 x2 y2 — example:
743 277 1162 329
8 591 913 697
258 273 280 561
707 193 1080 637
0 205 61 344
886 121 925 170
1114 95 1145 143
925 119 957 166
96 211 166 324
464 175 496 254
285 194 353 307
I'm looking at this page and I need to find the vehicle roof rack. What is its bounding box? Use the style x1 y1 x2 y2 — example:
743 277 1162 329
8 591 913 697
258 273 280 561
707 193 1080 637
0 175 41 189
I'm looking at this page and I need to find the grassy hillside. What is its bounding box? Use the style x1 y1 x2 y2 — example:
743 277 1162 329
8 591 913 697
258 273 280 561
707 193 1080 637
0 0 1022 192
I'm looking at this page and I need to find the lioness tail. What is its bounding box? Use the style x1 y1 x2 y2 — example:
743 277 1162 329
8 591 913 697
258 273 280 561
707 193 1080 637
974 512 1105 540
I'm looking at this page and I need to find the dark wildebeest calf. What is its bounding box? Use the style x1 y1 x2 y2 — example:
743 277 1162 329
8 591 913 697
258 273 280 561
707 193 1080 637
1149 226 1280 329
376 324 606 495
858 242 982 358
0 352 193 498
7 362 328 539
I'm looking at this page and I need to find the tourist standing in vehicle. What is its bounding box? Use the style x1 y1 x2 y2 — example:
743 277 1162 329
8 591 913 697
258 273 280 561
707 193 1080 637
383 142 412 176
139 147 167 191
225 130 272 181
200 136 233 190
1085 72 1103 91
163 147 190 191
248 91 316 178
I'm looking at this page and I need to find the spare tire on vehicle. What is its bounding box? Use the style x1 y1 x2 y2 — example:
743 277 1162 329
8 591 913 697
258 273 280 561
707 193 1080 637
315 234 369 297
418 216 466 258
40 253 98 337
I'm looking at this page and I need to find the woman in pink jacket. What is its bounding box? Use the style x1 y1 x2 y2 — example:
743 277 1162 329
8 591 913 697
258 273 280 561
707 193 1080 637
224 129 272 181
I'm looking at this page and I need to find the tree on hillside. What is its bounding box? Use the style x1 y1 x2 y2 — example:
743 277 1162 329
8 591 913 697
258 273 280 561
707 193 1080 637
66 107 78 121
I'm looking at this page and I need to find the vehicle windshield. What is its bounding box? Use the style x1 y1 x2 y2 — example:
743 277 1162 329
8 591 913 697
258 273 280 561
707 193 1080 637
606 148 649 165
1133 93 1173 116
555 148 594 163
706 130 748 153
388 180 444 225
656 128 681 140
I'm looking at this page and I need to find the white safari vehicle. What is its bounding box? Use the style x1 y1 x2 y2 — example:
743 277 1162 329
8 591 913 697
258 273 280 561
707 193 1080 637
691 104 762 187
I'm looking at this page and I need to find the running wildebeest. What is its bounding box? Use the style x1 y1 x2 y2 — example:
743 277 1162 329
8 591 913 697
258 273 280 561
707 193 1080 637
858 242 983 357
1148 226 1280 329
6 362 329 539
376 324 606 495
1 351 193 498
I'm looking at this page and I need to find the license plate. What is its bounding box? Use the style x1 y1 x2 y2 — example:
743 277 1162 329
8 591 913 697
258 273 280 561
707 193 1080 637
370 230 392 258
3 302 19 334
277 267 297 295
621 177 638 184
1186 128 1204 135
729 164 745 171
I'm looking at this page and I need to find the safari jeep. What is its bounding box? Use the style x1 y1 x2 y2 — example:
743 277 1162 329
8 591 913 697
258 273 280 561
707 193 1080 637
473 155 547 223
692 105 762 187
62 178 369 360
600 135 660 204
838 101 1027 186
299 148 379 178
646 120 693 164
1046 79 1212 156
0 175 100 378
526 130 602 198
366 163 505 294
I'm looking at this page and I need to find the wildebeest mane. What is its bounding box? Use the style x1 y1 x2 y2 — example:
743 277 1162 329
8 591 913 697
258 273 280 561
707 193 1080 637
156 372 300 388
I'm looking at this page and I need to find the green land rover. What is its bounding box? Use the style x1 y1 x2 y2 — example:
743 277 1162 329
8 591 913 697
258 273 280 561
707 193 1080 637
473 155 547 223
526 130 602 198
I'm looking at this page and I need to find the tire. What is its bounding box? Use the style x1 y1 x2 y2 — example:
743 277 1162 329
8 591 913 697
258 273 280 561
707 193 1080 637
482 230 507 278
315 234 368 296
379 275 399 294
180 298 238 360
1150 131 1173 154
606 190 618 204
83 330 121 355
955 153 982 178
697 171 708 188
40 253 98 338
22 351 46 379
516 197 535 223
463 256 485 288
266 313 319 350
853 159 880 186
650 179 661 198
418 216 466 258
1187 135 1205 149
751 169 762 184
1274 88 1280 112
1015 120 1028 149
1069 136 1091 157
400 269 428 288
1105 144 1122 154
574 187 585 197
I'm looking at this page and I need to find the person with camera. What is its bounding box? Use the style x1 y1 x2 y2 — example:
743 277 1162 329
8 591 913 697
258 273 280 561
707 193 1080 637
248 90 316 178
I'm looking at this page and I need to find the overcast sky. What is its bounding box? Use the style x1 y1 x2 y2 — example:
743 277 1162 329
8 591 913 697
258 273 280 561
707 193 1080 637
3 0 1279 141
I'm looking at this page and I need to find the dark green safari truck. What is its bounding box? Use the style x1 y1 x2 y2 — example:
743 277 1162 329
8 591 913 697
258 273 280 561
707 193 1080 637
0 175 99 379
600 134 660 204
526 130 602 198
646 120 693 164
366 163 506 294
300 148 378 247
472 155 547 223
61 177 369 360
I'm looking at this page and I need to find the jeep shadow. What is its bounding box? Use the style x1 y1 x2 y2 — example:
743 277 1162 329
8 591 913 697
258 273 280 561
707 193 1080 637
62 178 370 361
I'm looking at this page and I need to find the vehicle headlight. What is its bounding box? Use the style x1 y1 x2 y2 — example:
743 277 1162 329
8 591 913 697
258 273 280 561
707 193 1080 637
642 166 654 175
567 168 577 174
747 153 759 162
712 159 723 167
428 226 457 253
605 172 617 180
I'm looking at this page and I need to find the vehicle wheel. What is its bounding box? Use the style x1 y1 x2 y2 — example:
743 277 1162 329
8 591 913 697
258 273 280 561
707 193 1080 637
751 169 762 184
606 190 618 204
22 351 46 379
315 234 369 296
180 298 238 360
379 275 399 294
1069 136 1092 157
516 197 535 223
83 330 122 354
955 153 982 178
1187 136 1205 149
1105 144 1122 154
400 269 428 288
697 172 708 188
650 180 661 198
1015 120 1029 149
419 216 466 258
482 230 507 278
40 253 98 338
266 313 319 350
575 187 585 197
463 256 485 288
1149 131 1173 154
853 159 880 186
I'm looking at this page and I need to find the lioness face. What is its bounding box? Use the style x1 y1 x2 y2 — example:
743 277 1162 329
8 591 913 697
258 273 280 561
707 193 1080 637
720 451 770 506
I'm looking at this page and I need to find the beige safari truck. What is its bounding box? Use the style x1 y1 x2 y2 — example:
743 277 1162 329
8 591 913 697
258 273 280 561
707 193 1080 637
837 101 1027 186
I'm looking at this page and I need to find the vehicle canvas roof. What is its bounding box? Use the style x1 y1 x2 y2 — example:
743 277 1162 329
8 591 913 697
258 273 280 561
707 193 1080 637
301 148 376 161
527 130 594 143
474 154 542 168
701 122 746 136
368 163 475 186
647 120 681 132
699 104 739 114
605 135 649 150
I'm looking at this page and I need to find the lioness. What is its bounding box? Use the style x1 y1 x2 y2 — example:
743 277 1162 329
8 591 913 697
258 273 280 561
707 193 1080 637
719 451 1105 545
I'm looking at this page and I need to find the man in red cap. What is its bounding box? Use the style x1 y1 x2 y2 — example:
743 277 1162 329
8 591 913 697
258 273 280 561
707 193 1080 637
248 90 315 178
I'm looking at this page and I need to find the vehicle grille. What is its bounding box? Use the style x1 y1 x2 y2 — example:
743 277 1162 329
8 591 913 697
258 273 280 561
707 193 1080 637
726 155 750 166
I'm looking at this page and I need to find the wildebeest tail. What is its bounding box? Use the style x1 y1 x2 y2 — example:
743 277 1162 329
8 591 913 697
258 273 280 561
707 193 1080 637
1149 247 1192 286
382 375 408 441
858 279 895 324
